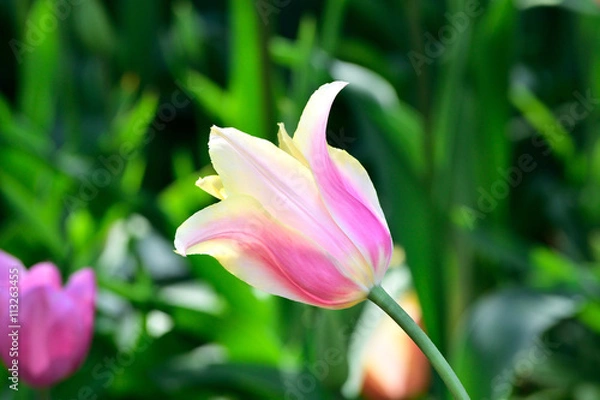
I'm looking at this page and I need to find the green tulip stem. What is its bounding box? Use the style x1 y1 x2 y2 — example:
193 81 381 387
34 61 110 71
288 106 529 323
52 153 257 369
367 285 470 400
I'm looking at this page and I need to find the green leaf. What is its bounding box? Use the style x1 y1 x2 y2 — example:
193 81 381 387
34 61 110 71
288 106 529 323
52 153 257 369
73 0 117 56
509 83 576 163
177 70 228 123
0 94 51 155
17 0 60 133
158 167 215 228
111 91 160 149
229 0 271 138
321 0 350 53
0 168 64 257
578 301 600 333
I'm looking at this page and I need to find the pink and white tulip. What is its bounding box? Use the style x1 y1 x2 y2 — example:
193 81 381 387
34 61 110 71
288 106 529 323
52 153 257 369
0 250 96 388
175 81 392 309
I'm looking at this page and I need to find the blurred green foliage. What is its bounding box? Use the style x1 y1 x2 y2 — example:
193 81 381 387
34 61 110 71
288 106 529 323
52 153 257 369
1 0 600 399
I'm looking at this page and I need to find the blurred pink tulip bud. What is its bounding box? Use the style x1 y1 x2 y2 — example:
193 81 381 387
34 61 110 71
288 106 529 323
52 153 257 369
175 81 393 309
0 250 96 388
361 292 431 399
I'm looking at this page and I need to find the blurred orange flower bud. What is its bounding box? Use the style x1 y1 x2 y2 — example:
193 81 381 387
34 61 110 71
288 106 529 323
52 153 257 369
361 291 430 400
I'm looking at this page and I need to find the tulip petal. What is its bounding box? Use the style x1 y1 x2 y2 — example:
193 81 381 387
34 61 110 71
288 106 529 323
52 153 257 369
65 268 96 365
277 123 308 166
21 262 62 294
292 81 392 280
196 175 227 199
175 195 366 308
65 268 95 312
207 125 374 285
328 146 387 221
281 108 385 223
20 287 86 387
0 252 95 388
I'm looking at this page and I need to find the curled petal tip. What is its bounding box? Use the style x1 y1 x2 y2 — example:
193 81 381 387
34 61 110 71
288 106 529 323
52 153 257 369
324 80 349 88
173 236 186 256
209 125 226 136
173 246 187 257
334 80 349 87
195 175 226 199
